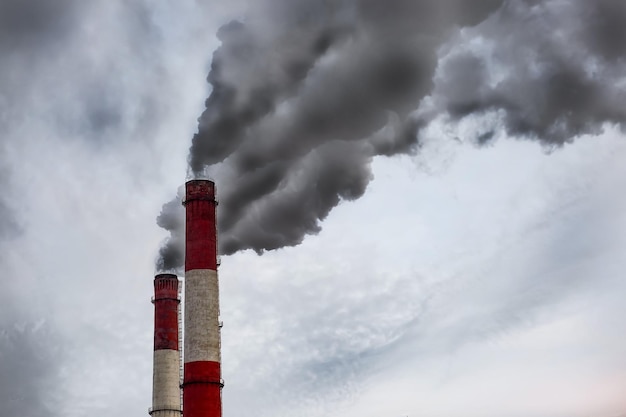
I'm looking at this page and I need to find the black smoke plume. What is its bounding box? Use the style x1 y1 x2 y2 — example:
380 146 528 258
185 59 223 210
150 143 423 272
428 0 626 146
157 0 626 269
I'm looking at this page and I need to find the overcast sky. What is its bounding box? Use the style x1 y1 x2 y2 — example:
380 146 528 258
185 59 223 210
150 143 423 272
1 1 625 417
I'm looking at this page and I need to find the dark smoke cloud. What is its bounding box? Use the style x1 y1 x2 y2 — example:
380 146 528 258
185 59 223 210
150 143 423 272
158 0 504 263
429 0 626 146
579 0 626 61
158 0 626 265
189 0 504 172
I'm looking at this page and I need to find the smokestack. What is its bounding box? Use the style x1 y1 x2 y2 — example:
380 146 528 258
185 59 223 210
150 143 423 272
150 273 182 417
182 179 222 417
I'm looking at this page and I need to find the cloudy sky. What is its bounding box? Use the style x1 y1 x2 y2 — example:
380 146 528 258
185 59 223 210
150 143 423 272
1 1 625 417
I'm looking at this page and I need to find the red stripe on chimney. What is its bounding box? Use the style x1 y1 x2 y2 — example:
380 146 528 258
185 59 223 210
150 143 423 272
183 361 222 417
153 274 179 351
184 180 217 271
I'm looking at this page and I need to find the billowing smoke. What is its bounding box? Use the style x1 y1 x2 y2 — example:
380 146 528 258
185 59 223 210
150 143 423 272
428 0 626 146
157 0 626 269
156 191 185 273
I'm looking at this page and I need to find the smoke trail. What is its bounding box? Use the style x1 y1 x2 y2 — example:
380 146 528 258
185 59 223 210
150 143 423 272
157 0 626 267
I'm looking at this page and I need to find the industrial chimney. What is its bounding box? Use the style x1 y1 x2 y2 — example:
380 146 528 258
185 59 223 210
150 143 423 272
183 179 223 417
150 273 183 417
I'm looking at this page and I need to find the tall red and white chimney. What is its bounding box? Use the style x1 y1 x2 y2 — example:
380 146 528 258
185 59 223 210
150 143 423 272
151 273 182 417
183 179 222 417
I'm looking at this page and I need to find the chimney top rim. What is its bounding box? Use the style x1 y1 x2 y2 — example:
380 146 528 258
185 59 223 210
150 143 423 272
154 273 178 279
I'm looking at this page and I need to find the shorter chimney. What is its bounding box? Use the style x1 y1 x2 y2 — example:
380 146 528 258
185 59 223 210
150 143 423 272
150 273 182 417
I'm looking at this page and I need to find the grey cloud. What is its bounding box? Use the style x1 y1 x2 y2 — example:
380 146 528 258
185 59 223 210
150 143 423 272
85 101 124 136
0 196 62 417
0 0 83 108
221 250 430 417
74 86 130 146
0 321 65 417
0 200 18 237
0 0 82 53
0 156 20 239
1 0 170 148
0 158 63 417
